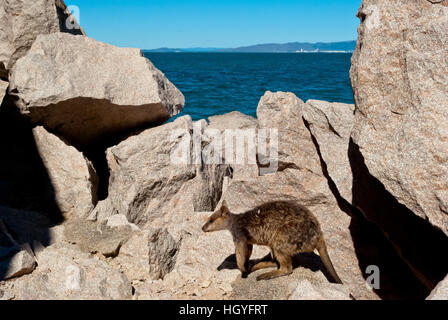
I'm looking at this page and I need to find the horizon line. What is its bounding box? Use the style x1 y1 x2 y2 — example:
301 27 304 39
142 39 357 51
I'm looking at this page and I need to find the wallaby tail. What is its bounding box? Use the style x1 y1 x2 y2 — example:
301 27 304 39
317 239 343 284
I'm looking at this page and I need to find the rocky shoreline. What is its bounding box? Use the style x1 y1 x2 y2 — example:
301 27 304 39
0 0 447 300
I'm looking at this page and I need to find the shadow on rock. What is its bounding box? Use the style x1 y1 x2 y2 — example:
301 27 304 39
348 138 448 299
0 99 63 281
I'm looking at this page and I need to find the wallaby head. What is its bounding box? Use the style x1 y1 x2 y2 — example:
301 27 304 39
202 200 231 232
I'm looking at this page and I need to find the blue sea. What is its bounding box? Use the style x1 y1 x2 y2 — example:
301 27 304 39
144 52 354 121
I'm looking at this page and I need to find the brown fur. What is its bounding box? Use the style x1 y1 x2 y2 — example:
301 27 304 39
202 200 342 283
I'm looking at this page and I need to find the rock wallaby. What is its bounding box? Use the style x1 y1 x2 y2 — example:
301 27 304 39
202 200 342 283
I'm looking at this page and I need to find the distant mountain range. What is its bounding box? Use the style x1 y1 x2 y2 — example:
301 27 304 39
145 47 221 53
144 41 356 53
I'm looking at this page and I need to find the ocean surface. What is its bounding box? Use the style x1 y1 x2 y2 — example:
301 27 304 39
144 52 354 121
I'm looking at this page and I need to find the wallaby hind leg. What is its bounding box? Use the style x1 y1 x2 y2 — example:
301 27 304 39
256 251 293 281
251 251 277 272
317 239 343 284
251 260 278 272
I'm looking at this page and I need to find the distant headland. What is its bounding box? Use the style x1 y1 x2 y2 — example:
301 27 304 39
144 40 356 53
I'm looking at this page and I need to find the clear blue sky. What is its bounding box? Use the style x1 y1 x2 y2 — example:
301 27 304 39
65 0 361 49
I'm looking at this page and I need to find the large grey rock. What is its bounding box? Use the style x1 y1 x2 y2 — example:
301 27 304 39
349 0 448 291
303 100 355 202
97 116 226 227
427 274 448 300
8 243 132 300
0 80 7 105
9 33 185 146
0 0 84 78
32 126 98 219
208 111 259 180
350 0 448 236
257 91 322 174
